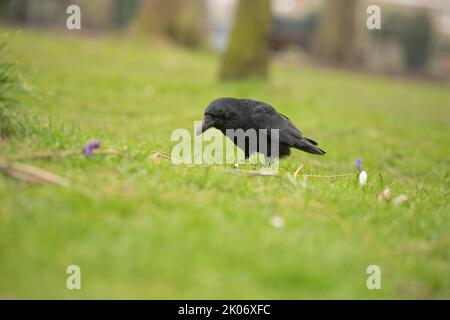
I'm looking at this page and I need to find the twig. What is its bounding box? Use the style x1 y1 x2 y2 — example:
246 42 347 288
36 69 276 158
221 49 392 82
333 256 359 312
0 162 70 187
293 164 304 179
150 152 171 160
222 167 354 179
221 168 279 177
292 164 353 180
301 173 355 179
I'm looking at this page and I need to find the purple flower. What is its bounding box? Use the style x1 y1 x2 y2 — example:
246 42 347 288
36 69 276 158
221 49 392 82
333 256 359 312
355 158 363 170
83 140 101 157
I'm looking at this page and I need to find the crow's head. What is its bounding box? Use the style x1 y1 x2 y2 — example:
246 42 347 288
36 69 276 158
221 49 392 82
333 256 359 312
196 98 239 135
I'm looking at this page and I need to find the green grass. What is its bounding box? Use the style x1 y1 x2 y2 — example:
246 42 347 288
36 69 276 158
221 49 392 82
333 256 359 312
0 28 449 299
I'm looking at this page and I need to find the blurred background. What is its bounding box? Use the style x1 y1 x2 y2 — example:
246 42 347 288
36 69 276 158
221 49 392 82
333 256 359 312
1 0 450 80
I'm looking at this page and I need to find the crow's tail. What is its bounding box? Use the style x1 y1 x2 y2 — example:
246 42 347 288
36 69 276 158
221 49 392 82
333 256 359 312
294 137 326 155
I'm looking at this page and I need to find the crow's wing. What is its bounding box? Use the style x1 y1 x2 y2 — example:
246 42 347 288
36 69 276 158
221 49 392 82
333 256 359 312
249 103 325 154
249 103 305 146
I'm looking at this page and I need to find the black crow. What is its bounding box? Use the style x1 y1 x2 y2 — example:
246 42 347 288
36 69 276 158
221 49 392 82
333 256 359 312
196 97 326 159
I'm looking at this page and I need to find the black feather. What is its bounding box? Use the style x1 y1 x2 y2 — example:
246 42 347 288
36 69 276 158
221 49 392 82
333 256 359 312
199 97 326 159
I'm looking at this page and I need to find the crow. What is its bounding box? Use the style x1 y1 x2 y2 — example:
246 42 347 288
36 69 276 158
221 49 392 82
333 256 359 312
196 97 326 159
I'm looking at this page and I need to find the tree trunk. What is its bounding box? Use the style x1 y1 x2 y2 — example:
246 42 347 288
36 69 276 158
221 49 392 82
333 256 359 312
129 0 206 48
8 0 29 23
313 0 360 65
115 0 140 28
173 0 207 48
219 0 272 80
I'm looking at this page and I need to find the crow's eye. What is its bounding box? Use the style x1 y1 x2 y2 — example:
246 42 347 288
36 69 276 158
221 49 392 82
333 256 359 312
206 111 229 120
207 112 222 119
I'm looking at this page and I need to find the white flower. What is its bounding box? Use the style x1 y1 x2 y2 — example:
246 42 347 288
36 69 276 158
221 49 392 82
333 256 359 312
359 170 368 186
270 216 285 228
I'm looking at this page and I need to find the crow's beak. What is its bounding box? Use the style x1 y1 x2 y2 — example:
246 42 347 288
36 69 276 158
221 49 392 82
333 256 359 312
196 116 215 136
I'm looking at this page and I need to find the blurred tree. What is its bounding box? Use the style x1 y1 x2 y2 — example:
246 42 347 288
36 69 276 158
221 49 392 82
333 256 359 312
0 0 10 21
76 0 115 29
313 0 360 65
25 0 66 26
174 0 207 47
130 0 206 48
115 0 140 28
2 0 28 23
219 0 272 80
373 10 433 72
402 12 432 70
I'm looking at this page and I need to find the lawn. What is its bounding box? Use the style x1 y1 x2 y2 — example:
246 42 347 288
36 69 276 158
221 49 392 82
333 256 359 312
0 28 449 299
